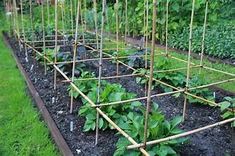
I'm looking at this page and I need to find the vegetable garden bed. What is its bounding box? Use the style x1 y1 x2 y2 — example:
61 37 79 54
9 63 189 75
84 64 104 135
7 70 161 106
4 31 235 155
4 0 235 155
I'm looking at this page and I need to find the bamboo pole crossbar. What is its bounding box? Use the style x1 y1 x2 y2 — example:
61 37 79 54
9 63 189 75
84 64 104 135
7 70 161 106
203 66 235 77
188 78 235 91
127 117 235 149
46 53 164 65
92 90 184 108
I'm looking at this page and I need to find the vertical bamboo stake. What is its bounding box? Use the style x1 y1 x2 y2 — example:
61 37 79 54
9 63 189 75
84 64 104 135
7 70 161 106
183 0 196 120
20 0 26 54
14 0 20 51
93 0 100 143
80 1 85 44
29 0 35 48
93 0 99 50
165 0 169 56
61 1 66 45
144 0 149 96
95 0 106 145
143 0 157 147
115 0 119 76
70 0 74 36
12 0 16 36
46 0 50 26
41 1 47 74
70 0 80 114
124 0 128 42
54 0 58 90
84 0 87 31
199 0 208 67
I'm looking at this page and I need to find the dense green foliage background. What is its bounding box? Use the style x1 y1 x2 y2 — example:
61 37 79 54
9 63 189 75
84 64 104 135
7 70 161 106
84 0 235 60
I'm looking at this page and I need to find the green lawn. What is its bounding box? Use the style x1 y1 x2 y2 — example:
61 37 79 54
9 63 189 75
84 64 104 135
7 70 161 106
0 12 58 156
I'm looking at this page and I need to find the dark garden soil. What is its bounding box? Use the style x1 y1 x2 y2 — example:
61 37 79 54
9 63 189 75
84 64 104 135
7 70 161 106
4 32 235 156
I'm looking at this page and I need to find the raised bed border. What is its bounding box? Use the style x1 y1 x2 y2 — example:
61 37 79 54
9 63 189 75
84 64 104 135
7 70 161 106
2 31 74 156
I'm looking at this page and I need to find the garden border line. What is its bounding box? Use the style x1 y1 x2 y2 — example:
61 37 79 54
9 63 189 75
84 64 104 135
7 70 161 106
2 32 74 156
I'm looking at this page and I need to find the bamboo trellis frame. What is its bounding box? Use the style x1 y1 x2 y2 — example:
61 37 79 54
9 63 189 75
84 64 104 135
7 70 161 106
9 0 235 155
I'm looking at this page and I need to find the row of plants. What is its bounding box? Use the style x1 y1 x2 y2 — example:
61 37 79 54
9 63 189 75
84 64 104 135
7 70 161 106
168 25 235 60
67 68 188 155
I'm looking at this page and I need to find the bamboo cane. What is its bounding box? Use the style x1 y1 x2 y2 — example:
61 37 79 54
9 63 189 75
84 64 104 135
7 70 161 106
199 0 208 67
143 0 157 148
70 0 80 114
95 0 106 145
61 1 66 45
29 0 35 48
188 78 235 91
70 0 74 36
54 0 58 90
115 0 119 76
46 0 50 26
127 117 235 149
80 1 85 44
124 0 128 42
203 66 235 77
41 2 47 74
92 90 184 108
183 0 195 120
165 0 169 56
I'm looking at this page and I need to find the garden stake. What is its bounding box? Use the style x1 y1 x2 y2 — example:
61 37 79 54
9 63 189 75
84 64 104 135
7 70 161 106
115 0 119 76
70 0 74 36
80 1 85 44
183 0 195 121
143 0 157 148
144 0 149 96
199 0 208 74
53 0 58 90
124 0 128 42
94 0 102 145
46 0 50 26
93 0 99 50
60 1 66 45
41 2 47 75
165 0 169 56
200 0 208 68
29 0 35 49
20 0 27 57
70 0 80 114
13 0 21 52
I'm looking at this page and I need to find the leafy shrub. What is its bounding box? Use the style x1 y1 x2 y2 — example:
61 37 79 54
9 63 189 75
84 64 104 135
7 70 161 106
168 25 235 60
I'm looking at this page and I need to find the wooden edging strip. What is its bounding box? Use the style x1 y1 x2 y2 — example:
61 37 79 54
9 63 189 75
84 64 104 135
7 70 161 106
2 32 74 156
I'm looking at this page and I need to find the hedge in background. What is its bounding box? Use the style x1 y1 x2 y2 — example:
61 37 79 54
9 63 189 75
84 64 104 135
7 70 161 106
168 25 235 60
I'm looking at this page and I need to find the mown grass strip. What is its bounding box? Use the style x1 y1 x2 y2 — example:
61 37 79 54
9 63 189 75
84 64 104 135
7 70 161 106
0 11 58 156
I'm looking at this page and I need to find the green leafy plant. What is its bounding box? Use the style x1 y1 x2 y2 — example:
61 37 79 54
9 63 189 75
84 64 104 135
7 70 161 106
114 105 187 156
68 71 97 99
187 76 215 105
79 81 140 131
219 96 235 127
